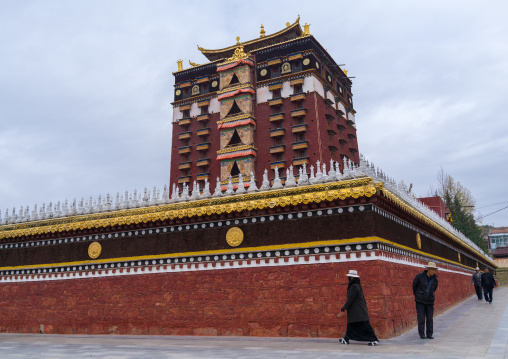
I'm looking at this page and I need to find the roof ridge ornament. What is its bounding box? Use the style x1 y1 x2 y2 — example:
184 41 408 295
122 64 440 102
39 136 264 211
260 24 266 38
302 22 311 37
227 44 249 62
189 60 201 67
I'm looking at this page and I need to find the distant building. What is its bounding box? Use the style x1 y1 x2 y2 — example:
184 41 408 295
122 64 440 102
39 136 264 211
490 226 508 251
417 196 450 220
170 17 359 191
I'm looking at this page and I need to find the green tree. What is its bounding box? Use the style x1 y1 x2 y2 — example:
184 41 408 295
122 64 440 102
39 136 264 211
431 168 487 251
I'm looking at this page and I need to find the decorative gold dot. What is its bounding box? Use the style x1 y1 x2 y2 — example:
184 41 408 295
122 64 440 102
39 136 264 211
88 242 102 259
175 89 181 96
260 69 267 76
226 227 244 247
211 81 218 87
303 58 310 66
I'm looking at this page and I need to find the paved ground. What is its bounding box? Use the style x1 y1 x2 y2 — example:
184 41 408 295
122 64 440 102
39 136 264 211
1 287 507 358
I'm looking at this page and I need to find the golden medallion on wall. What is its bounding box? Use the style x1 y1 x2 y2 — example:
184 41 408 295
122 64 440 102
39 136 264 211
88 241 102 259
416 233 422 250
458 253 461 262
226 227 244 247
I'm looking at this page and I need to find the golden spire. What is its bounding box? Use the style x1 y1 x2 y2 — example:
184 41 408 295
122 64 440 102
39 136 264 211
236 36 240 45
260 24 266 38
303 23 311 36
177 59 183 71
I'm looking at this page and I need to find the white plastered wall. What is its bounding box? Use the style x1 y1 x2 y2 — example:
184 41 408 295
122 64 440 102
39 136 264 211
209 98 220 114
256 87 271 104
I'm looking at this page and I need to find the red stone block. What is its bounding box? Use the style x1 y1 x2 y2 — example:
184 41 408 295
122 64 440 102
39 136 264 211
288 323 311 337
248 322 281 337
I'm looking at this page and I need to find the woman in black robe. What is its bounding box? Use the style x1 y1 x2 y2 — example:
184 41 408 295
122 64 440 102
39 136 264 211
339 270 379 346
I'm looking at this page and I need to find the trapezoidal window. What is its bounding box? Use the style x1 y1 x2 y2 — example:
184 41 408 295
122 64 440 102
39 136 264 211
227 130 242 147
226 100 242 116
229 73 240 86
230 161 240 177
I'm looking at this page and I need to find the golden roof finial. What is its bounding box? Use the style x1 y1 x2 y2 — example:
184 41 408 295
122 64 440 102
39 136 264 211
189 60 201 67
260 24 266 38
303 23 311 36
177 59 183 71
296 14 300 24
286 22 290 27
236 36 240 45
343 69 348 76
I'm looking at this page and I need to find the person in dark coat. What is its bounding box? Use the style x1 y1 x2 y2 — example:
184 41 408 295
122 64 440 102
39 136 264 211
412 261 438 339
481 267 496 304
472 267 482 300
338 270 379 346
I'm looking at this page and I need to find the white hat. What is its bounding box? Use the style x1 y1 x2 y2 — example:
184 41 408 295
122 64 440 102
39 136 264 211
476 267 480 270
427 261 438 269
346 270 360 278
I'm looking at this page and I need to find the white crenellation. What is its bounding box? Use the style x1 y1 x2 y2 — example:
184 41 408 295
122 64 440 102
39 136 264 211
0 154 491 259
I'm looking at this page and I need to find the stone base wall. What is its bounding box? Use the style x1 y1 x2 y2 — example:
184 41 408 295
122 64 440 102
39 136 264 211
0 258 474 338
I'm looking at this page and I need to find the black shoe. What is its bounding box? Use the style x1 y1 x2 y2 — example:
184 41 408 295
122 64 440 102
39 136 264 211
420 336 427 339
427 336 434 339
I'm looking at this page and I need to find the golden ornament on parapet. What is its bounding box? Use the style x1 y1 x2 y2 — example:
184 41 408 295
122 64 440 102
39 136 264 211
226 227 244 247
416 233 422 249
88 241 102 259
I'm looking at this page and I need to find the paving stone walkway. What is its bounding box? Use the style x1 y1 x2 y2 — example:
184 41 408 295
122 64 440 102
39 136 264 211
1 287 507 358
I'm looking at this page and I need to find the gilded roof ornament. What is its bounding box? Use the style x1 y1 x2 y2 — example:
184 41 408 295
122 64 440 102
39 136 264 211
236 36 240 45
303 23 311 36
260 24 266 38
344 69 348 76
227 44 249 62
189 60 201 67
177 59 183 71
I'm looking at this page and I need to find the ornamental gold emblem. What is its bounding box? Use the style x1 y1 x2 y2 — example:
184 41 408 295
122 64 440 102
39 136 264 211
226 227 244 247
88 241 102 259
416 233 421 250
458 253 461 262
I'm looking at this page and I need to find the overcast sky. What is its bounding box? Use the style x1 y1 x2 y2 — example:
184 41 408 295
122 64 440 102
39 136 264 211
0 1 507 227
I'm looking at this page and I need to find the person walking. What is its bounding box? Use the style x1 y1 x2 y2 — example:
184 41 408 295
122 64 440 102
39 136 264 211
472 267 482 300
481 267 496 304
338 270 379 346
412 261 438 339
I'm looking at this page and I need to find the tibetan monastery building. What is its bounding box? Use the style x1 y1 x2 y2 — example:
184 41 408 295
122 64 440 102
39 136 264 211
170 17 358 190
0 18 495 339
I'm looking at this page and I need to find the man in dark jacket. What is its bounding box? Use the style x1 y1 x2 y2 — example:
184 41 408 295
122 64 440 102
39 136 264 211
472 267 482 300
481 268 496 304
412 261 438 339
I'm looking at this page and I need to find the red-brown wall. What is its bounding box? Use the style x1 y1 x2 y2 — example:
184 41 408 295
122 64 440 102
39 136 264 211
0 258 474 338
